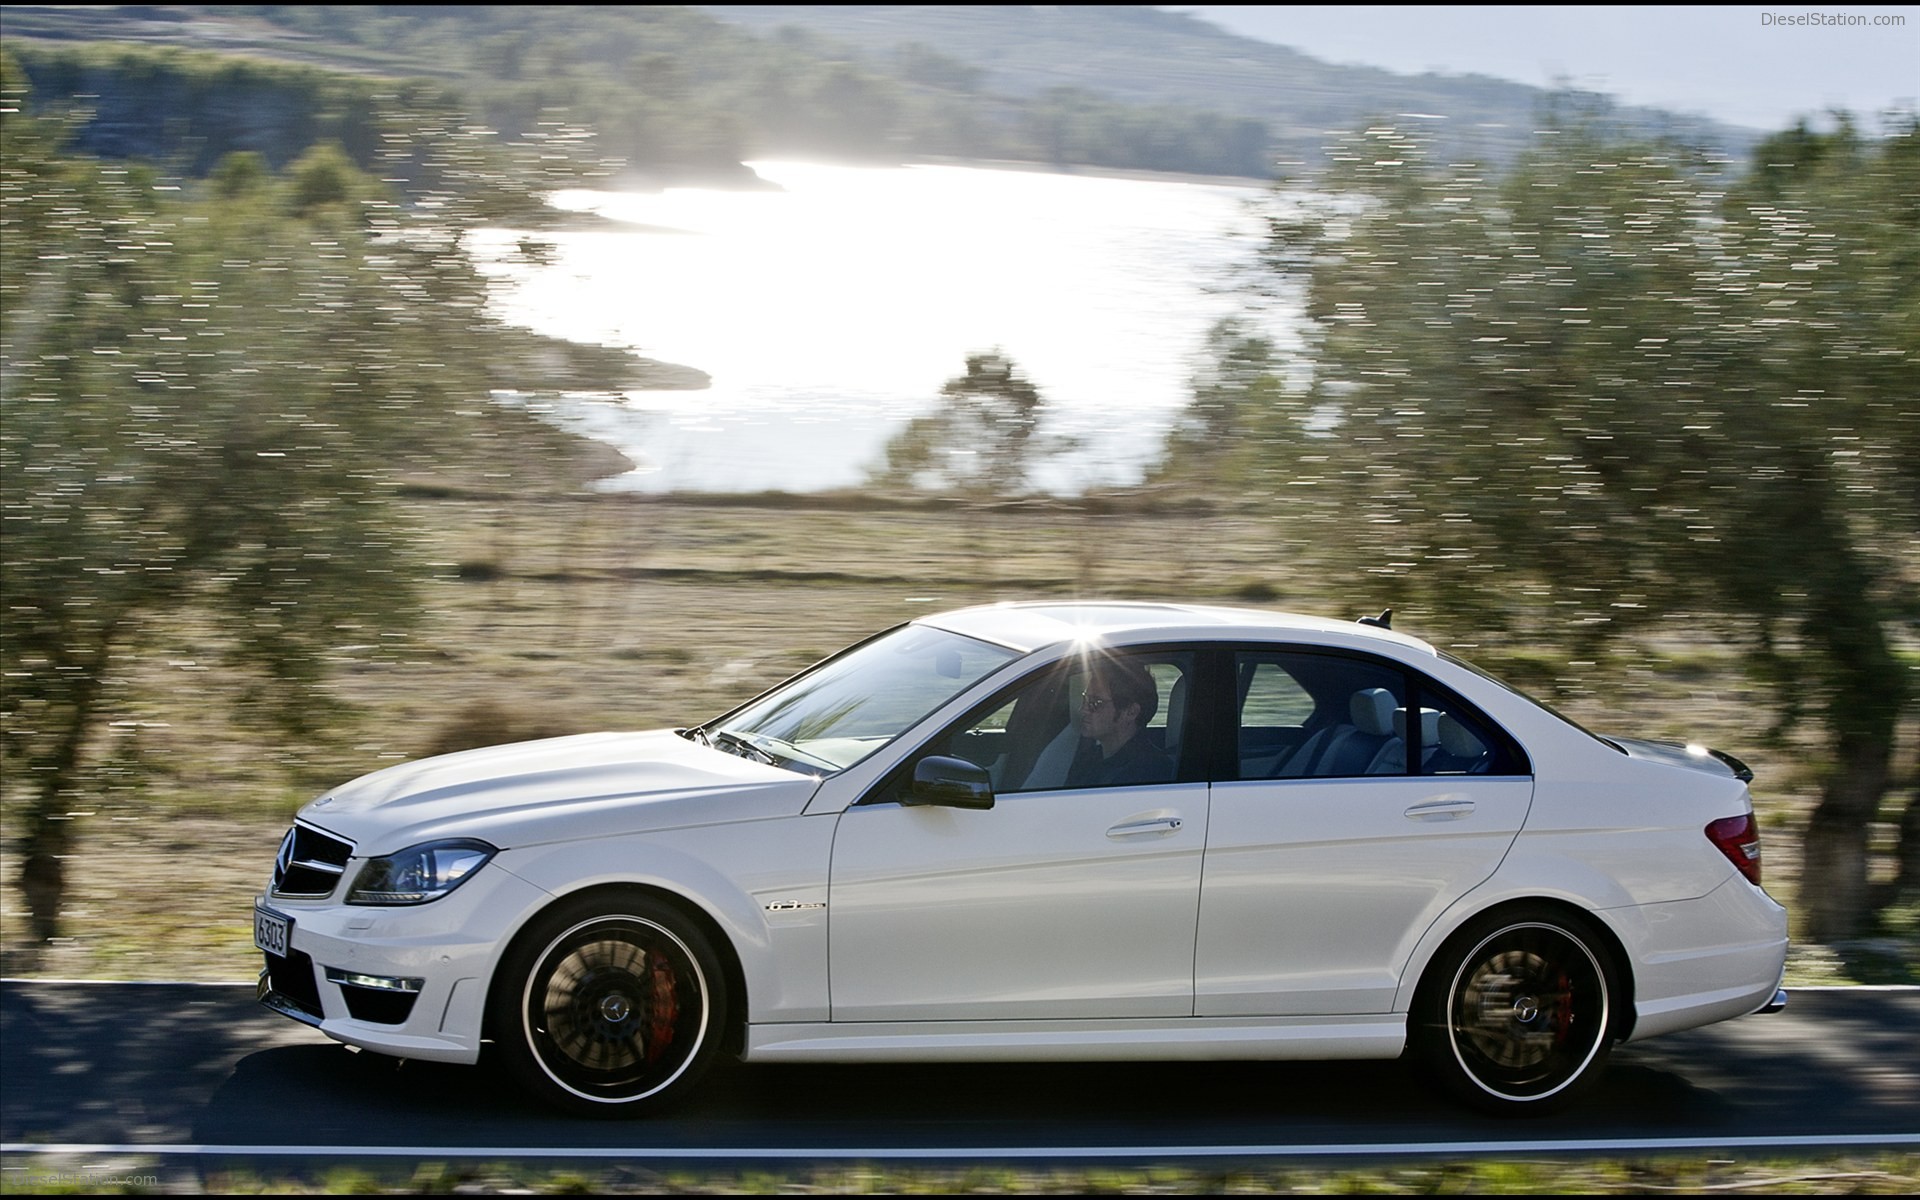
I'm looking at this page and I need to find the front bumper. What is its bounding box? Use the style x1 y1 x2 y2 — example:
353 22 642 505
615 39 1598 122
253 861 551 1064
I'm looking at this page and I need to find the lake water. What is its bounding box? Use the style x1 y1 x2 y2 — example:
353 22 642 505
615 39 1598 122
475 160 1283 494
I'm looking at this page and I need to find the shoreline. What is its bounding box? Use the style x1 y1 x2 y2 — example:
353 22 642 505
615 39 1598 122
559 154 1277 205
906 154 1276 191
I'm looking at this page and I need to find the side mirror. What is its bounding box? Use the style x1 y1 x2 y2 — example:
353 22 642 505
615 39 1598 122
903 755 995 810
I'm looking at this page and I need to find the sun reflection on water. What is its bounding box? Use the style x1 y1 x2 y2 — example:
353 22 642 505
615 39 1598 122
475 160 1291 494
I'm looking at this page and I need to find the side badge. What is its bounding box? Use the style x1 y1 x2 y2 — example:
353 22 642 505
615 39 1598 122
764 900 826 913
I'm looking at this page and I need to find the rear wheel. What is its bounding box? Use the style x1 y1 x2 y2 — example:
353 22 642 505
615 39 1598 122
1414 906 1617 1114
491 893 727 1117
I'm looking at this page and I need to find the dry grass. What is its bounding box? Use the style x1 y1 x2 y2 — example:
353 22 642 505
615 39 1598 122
9 1154 1920 1195
0 488 1902 984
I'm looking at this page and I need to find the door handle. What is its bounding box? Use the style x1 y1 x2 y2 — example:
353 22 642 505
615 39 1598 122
1107 816 1183 838
1404 799 1475 821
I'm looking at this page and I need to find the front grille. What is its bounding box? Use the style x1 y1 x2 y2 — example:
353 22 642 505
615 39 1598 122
271 822 354 898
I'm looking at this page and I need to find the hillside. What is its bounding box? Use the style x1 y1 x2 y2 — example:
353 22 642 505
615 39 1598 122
0 3 1759 184
696 4 1759 165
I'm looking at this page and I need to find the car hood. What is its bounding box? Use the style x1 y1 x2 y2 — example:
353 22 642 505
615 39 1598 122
298 730 823 855
1608 736 1753 781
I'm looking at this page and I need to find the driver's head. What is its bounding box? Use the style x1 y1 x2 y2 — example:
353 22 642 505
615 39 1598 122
1079 657 1157 740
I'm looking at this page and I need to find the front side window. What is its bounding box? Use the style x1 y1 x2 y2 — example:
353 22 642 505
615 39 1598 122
912 648 1200 795
702 625 1018 773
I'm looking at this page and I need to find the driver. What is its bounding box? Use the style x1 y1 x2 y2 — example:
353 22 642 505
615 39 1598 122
1068 657 1174 788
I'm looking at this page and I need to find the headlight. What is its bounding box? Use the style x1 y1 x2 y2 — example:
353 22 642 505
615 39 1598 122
346 839 496 905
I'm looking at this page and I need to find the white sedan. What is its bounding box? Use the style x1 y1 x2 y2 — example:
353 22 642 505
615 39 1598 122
254 602 1788 1115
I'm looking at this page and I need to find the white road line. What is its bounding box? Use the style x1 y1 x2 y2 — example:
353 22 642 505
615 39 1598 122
4 1134 1919 1161
6 978 1918 991
0 978 256 987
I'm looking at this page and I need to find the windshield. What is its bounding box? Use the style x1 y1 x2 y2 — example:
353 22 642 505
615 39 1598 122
701 624 1019 773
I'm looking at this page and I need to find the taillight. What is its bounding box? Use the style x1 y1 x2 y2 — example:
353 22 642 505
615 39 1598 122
1706 813 1763 885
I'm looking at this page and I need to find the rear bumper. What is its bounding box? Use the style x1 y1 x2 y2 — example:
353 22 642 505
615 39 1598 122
1609 875 1789 1042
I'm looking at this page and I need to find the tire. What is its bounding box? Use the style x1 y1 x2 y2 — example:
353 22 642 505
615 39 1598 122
491 892 728 1117
1413 906 1617 1115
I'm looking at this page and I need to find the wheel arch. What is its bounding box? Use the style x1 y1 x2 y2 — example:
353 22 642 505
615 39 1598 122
1405 895 1637 1045
483 880 751 1057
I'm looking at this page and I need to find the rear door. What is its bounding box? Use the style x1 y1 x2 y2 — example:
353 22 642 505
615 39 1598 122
1195 647 1534 1016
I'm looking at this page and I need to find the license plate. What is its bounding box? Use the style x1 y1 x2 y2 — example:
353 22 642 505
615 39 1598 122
254 905 291 958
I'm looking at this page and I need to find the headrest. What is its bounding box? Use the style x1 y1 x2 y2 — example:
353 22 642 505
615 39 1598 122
1437 712 1485 757
1394 706 1440 745
1351 688 1397 736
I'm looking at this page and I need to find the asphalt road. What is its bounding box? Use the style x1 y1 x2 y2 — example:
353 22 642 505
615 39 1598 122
2 980 1916 1165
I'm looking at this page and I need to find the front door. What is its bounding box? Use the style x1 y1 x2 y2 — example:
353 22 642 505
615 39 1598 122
829 649 1208 1021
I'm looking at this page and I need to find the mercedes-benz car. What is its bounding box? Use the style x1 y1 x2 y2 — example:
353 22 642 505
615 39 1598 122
254 602 1788 1115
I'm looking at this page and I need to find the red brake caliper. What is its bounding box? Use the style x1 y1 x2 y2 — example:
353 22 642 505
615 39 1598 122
645 952 679 1062
1553 968 1573 1043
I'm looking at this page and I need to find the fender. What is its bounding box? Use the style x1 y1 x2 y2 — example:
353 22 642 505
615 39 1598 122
496 811 838 1023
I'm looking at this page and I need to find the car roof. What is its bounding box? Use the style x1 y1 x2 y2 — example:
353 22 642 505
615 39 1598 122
915 601 1440 658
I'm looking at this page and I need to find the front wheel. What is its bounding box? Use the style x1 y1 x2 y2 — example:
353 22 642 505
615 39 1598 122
1413 907 1617 1114
490 893 727 1117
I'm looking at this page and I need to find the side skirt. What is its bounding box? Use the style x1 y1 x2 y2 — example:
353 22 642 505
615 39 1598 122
744 1014 1407 1063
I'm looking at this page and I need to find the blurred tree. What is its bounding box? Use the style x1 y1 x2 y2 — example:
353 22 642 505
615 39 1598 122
873 351 1069 496
283 139 370 215
802 63 901 158
1157 318 1288 482
0 56 581 944
894 43 984 95
1233 112 1918 939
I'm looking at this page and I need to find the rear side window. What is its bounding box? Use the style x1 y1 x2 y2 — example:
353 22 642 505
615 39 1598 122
1402 691 1523 776
1231 649 1528 780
